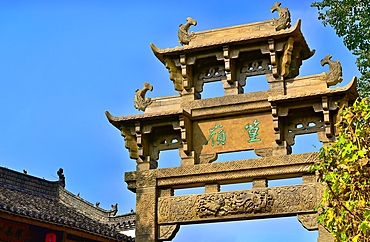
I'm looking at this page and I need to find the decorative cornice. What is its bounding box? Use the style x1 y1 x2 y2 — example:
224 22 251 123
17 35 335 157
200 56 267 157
269 76 358 102
150 19 304 59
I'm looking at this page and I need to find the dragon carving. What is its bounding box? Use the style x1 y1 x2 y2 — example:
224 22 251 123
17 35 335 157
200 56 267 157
321 55 343 86
270 2 291 31
178 17 197 45
134 82 153 111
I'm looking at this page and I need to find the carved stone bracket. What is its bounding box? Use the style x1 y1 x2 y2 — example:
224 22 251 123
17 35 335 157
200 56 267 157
270 2 291 31
178 17 197 45
158 224 180 241
298 213 318 231
199 153 218 164
271 103 281 143
134 82 153 111
165 58 184 91
223 45 235 85
268 39 279 78
321 96 333 138
254 147 273 157
120 127 139 160
281 37 294 77
321 55 343 87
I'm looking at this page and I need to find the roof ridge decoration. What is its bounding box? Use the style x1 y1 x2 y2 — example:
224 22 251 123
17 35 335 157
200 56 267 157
134 82 153 111
178 17 197 45
57 167 65 188
270 2 291 31
321 54 343 86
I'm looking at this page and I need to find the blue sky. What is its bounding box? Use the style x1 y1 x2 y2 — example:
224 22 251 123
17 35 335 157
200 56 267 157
0 1 360 241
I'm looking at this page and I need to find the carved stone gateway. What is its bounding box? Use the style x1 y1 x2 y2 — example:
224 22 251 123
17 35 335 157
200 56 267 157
106 3 358 242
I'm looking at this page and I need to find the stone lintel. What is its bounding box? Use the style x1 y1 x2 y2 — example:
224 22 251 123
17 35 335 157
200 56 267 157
125 152 319 190
157 184 317 224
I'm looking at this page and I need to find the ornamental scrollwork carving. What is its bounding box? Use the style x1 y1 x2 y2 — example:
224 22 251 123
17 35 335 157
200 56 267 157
178 17 197 45
158 195 198 223
241 60 270 77
199 153 218 164
254 147 273 157
273 185 316 213
321 55 343 86
134 82 153 111
158 224 180 240
164 57 183 91
136 170 157 188
270 2 291 31
198 65 226 82
157 185 316 224
196 190 274 218
136 192 156 239
286 115 325 146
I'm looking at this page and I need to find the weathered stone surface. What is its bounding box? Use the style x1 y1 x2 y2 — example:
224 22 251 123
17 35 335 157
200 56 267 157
106 3 360 242
157 184 316 224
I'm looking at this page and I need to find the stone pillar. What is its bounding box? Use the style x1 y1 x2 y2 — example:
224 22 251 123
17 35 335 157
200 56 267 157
135 171 157 242
317 225 334 242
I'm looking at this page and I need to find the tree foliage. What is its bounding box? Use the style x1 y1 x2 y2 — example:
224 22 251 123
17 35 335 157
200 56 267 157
311 0 370 98
311 98 370 241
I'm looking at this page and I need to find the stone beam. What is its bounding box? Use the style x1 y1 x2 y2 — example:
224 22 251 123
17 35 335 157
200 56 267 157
125 152 319 191
157 184 317 224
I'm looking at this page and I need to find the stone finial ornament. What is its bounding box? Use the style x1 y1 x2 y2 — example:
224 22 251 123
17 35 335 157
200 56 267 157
57 168 65 188
134 82 153 111
321 55 343 86
178 17 197 45
270 2 291 31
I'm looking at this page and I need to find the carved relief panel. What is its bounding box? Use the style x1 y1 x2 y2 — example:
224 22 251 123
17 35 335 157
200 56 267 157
236 51 272 89
157 184 317 224
193 57 226 97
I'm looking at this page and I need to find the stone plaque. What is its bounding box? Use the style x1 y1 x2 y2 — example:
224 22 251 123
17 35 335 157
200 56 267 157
193 113 274 155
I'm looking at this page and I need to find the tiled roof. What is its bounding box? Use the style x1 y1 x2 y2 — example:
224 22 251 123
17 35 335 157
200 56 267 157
151 20 303 55
0 167 135 241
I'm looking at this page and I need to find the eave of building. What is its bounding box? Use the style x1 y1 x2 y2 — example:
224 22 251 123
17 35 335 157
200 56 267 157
0 211 123 242
105 109 185 130
268 76 358 103
150 19 312 63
